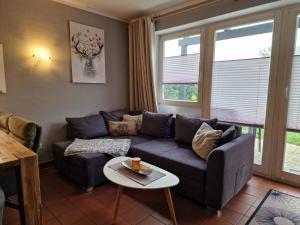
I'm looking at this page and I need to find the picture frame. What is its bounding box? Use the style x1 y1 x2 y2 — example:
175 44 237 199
69 21 106 83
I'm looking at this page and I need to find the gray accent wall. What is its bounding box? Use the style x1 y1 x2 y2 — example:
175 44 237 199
155 0 279 31
0 0 129 162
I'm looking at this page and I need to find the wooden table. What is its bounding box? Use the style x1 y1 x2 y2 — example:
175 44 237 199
103 157 180 225
0 130 42 225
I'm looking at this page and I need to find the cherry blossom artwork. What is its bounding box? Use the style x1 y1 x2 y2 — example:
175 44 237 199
70 22 105 83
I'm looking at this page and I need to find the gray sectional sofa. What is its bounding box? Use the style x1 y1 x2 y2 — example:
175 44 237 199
52 110 254 210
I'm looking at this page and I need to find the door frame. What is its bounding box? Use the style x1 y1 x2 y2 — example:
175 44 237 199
203 10 282 176
272 6 300 186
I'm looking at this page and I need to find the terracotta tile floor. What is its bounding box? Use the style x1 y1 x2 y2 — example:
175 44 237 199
3 167 300 225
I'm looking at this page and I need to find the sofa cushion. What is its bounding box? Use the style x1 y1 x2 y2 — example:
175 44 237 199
129 110 144 116
114 135 155 146
130 139 207 182
66 115 107 139
215 122 242 138
108 121 137 136
123 114 143 131
192 123 223 160
216 125 237 147
140 111 173 138
100 109 129 127
175 115 218 145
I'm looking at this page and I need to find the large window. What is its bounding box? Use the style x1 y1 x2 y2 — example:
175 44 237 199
211 20 274 165
157 6 300 185
161 33 201 102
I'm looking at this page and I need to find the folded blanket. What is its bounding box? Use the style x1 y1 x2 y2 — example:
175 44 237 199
64 138 131 157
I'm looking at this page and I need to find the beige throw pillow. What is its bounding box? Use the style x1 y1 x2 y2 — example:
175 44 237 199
192 122 223 160
123 114 143 131
108 121 137 136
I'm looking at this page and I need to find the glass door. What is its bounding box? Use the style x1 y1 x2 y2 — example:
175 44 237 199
283 15 300 175
210 18 276 174
275 14 300 185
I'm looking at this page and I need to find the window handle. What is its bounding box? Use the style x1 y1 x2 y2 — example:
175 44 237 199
285 87 289 99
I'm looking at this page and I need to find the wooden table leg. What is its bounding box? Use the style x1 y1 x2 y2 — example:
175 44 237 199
16 166 26 225
164 188 178 225
113 185 123 224
19 155 42 225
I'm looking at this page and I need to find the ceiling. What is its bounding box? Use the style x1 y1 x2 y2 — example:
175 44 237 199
52 0 204 21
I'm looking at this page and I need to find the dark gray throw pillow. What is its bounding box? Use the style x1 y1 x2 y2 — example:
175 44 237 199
66 114 108 139
215 122 242 138
175 114 218 145
100 109 129 127
140 111 173 138
216 126 237 147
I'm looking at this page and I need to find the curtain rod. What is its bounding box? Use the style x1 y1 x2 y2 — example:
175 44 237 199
152 0 219 21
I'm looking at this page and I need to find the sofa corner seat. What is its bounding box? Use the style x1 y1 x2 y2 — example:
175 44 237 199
52 121 254 210
52 135 154 191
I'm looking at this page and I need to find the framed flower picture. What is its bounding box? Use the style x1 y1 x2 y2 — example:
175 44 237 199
69 22 105 83
0 44 6 93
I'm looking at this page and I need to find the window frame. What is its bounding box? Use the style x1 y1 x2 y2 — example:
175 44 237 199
156 3 300 186
157 10 282 175
157 27 205 107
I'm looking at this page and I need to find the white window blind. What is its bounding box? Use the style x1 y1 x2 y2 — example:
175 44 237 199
161 34 200 102
287 56 300 131
210 20 274 126
162 35 200 84
162 53 199 84
211 57 271 126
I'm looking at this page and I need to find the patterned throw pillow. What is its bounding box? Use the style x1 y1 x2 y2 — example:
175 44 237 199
192 122 223 160
108 121 137 136
100 109 129 127
123 114 143 131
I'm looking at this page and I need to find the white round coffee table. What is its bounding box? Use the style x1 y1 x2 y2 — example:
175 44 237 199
103 156 179 225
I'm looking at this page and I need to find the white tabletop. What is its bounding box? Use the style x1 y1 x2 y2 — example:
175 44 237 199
103 157 179 190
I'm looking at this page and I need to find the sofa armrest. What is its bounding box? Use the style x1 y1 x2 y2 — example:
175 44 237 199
205 134 255 210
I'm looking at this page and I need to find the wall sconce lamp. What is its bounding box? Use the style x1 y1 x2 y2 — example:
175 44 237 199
32 49 52 66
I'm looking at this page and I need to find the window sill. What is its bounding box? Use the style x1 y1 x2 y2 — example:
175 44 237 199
158 99 201 108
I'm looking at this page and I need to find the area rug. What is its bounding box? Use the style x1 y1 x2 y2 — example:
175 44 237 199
246 189 300 225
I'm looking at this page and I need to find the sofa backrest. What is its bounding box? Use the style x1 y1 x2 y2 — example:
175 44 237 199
170 117 176 138
0 112 42 152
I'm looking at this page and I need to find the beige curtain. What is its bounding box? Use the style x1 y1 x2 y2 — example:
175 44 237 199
129 17 157 112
